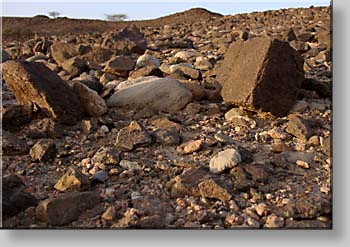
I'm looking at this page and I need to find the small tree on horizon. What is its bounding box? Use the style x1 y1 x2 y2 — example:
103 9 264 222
105 14 127 21
48 11 60 19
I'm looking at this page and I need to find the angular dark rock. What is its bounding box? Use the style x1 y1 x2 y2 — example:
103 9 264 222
129 65 163 79
102 25 147 55
2 49 10 63
2 174 38 219
282 28 297 42
72 78 103 93
50 42 89 65
240 30 249 41
153 129 181 146
1 104 32 132
35 191 100 226
132 195 164 217
198 179 232 201
80 47 113 64
243 163 271 183
170 167 232 200
286 114 313 141
230 166 256 191
237 146 254 163
170 168 210 198
91 170 109 183
297 32 314 42
104 56 135 77
115 121 152 151
301 78 332 98
203 81 222 101
2 61 84 124
283 194 331 219
137 215 164 229
61 57 87 77
20 118 63 139
2 131 30 155
216 37 304 116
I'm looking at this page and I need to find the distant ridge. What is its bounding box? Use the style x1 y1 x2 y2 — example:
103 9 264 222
2 7 222 41
150 7 223 23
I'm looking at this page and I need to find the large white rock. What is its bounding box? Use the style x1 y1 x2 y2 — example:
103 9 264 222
107 77 192 112
135 54 160 69
174 50 201 61
209 148 242 174
116 76 158 90
169 63 194 74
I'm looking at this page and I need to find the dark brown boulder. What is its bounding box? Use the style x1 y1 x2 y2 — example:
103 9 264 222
61 57 87 77
2 130 30 155
104 56 135 77
101 25 147 55
50 42 79 65
2 174 38 219
2 61 84 124
80 47 113 64
301 78 331 98
35 191 100 226
51 42 111 66
1 103 33 132
216 37 304 117
115 121 152 151
50 42 92 65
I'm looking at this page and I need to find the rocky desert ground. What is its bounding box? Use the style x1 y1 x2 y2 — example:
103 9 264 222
1 6 332 229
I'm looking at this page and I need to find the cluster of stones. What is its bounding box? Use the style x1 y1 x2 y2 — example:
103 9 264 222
1 6 331 229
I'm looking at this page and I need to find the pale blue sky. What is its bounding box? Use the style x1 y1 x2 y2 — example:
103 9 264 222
1 1 330 20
